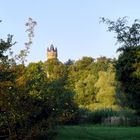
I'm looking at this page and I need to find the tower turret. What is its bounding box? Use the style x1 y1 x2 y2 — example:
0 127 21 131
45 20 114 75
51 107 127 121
47 44 58 59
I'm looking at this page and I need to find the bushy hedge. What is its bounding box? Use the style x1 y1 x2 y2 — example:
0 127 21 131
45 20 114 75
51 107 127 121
77 108 140 126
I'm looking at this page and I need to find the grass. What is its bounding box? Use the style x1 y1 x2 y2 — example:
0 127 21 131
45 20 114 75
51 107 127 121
57 125 140 140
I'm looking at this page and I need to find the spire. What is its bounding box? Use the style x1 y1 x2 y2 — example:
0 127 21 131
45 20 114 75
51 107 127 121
50 44 55 51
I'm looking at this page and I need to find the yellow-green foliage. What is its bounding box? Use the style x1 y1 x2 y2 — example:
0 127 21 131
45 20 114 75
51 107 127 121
94 64 119 109
75 74 97 106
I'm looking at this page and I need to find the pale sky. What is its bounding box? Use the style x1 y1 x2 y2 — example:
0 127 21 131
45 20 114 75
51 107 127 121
0 0 140 63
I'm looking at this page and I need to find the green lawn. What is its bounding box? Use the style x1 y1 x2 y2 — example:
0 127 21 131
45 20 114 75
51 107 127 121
57 125 140 140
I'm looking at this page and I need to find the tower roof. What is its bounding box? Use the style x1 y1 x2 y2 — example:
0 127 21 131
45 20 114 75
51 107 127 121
47 44 57 52
50 44 55 51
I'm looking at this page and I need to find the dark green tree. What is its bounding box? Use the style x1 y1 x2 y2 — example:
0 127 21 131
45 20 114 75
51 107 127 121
45 58 78 123
0 35 20 139
101 17 140 114
45 58 67 81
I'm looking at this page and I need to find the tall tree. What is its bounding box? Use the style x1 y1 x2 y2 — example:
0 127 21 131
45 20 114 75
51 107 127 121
95 64 119 110
15 17 37 64
101 17 140 114
74 74 97 107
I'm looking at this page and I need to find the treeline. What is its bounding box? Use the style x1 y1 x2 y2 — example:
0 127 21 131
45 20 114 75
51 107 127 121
0 17 140 139
65 56 118 110
0 43 118 139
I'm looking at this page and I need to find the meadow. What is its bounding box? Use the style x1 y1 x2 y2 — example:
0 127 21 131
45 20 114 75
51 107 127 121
57 125 140 140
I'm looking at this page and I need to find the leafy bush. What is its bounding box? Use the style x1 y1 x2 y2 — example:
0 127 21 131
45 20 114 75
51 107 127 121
24 119 57 140
79 108 117 124
77 108 140 126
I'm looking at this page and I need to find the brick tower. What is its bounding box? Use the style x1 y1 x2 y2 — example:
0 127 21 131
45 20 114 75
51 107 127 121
47 44 58 59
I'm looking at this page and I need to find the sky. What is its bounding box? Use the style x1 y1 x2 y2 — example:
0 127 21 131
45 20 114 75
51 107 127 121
0 0 140 63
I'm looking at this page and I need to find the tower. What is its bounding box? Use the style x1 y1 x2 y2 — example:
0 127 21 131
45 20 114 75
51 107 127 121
47 44 58 59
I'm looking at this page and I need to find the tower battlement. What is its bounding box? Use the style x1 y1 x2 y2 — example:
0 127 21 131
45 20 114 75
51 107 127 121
47 44 58 59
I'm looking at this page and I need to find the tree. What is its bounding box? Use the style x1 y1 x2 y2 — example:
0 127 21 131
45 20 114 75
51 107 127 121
0 34 16 64
67 57 94 89
0 35 20 139
94 64 119 110
64 59 74 68
74 56 94 71
15 17 37 64
74 74 97 107
25 61 47 93
0 18 38 139
67 56 115 110
45 58 67 81
101 17 140 114
0 19 58 139
45 58 78 123
90 56 113 80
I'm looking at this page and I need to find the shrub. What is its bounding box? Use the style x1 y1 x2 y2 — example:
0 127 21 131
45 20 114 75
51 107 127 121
77 108 116 124
77 108 140 126
102 109 140 126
